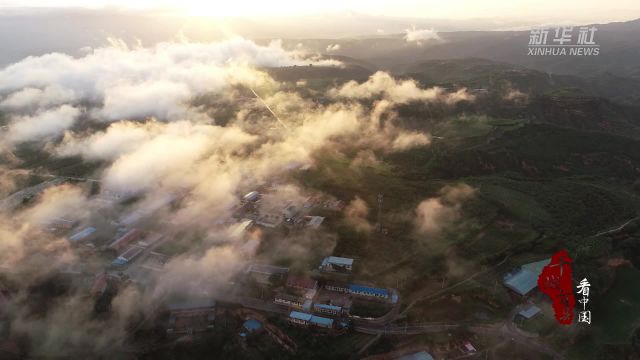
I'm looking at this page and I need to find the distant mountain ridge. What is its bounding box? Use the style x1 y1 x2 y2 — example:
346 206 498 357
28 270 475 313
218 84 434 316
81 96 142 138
284 18 640 80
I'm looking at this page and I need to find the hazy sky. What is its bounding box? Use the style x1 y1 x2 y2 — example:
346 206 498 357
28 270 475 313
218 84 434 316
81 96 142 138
1 0 639 23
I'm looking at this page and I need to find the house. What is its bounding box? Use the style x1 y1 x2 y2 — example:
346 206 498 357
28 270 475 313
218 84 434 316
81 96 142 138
91 272 109 297
313 303 342 316
69 227 96 243
324 200 345 211
137 232 163 247
111 231 163 266
303 216 325 229
288 311 335 329
289 311 313 326
283 204 299 219
246 264 289 285
503 259 551 297
349 284 389 299
243 191 260 203
255 213 283 228
320 256 354 272
518 304 542 320
462 341 477 353
166 300 216 335
112 245 144 266
44 218 76 234
108 229 145 253
274 293 310 310
310 315 334 329
241 318 264 335
324 281 350 293
286 274 317 291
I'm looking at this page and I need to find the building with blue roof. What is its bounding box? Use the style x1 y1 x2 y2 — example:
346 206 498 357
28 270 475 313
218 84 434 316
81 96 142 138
313 303 342 315
289 311 313 326
111 245 144 266
503 258 551 296
111 258 128 266
349 284 390 299
518 305 542 319
69 227 96 242
242 319 264 334
289 311 334 329
310 315 334 328
320 256 354 272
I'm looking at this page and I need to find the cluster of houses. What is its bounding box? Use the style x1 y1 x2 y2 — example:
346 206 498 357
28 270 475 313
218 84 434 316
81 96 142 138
235 190 334 230
502 258 552 324
257 256 397 331
108 229 164 266
288 311 335 329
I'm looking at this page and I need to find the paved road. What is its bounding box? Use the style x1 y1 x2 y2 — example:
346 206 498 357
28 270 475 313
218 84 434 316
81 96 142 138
0 177 65 211
356 321 565 359
594 216 639 237
499 323 566 360
399 254 512 317
355 322 462 335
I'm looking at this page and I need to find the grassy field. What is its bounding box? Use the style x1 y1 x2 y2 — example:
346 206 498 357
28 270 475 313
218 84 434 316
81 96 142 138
283 326 376 359
467 175 639 236
567 266 640 359
593 266 640 343
431 115 525 139
296 119 640 359
350 298 390 318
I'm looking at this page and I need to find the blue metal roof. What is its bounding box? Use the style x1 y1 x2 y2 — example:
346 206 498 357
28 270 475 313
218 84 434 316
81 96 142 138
349 284 389 297
503 258 551 296
322 256 354 266
522 259 551 274
519 305 541 319
314 303 341 312
243 319 263 332
503 269 539 296
310 315 334 327
289 311 312 321
111 257 128 266
69 227 96 242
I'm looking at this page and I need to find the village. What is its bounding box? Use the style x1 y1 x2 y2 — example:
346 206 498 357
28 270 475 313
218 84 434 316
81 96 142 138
0 178 563 360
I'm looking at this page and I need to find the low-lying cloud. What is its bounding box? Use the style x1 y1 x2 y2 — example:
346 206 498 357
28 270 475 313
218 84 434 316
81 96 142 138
405 27 442 43
415 183 475 236
344 196 373 233
0 37 340 141
0 36 442 356
5 105 80 144
331 71 474 104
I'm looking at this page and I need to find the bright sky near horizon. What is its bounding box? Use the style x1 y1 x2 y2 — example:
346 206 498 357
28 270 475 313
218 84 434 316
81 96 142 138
1 0 639 22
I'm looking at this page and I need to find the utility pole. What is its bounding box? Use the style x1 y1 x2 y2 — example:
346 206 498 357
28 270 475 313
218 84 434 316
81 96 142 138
377 193 383 233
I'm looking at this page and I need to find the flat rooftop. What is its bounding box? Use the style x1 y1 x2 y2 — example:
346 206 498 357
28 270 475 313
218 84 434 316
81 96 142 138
322 256 354 266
